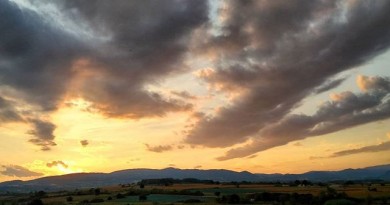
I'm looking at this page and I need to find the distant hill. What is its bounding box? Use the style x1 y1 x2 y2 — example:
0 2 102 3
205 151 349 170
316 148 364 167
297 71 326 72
1 164 389 192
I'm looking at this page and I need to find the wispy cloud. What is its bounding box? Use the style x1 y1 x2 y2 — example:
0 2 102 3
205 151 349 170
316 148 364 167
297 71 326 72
46 160 68 168
145 144 173 153
0 165 43 177
330 141 390 158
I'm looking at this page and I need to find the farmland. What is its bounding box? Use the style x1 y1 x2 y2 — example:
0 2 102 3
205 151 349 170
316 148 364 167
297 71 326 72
1 181 390 205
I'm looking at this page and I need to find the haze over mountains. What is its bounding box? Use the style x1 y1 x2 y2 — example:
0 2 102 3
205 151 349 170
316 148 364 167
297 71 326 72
1 164 390 193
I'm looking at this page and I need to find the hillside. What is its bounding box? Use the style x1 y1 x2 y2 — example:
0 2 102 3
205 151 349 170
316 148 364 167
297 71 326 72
1 164 389 192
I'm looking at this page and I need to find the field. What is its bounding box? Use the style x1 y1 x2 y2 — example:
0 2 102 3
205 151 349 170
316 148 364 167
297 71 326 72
1 183 390 205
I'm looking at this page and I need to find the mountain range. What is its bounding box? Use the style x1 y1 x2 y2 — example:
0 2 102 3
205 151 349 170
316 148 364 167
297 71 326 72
1 164 389 192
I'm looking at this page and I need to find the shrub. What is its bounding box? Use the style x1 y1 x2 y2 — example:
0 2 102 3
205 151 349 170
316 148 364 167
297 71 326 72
324 199 357 205
139 195 147 201
66 196 73 202
89 198 104 203
28 199 43 205
116 193 125 199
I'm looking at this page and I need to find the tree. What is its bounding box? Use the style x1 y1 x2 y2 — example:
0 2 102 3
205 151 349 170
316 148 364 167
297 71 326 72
116 193 125 199
66 196 73 202
94 188 101 195
214 191 221 197
28 199 43 205
35 191 46 198
228 194 240 204
139 195 147 201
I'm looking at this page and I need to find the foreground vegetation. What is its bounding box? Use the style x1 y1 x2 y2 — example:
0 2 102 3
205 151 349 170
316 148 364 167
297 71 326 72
1 179 390 205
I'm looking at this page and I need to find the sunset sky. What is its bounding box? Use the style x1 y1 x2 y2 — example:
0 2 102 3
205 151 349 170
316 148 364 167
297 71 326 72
1 0 390 182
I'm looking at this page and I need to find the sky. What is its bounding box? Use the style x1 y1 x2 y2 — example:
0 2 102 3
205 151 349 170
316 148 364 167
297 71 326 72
0 0 390 182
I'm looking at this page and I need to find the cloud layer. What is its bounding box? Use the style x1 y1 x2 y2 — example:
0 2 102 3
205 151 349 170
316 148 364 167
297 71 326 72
185 0 390 159
1 0 390 158
0 0 208 149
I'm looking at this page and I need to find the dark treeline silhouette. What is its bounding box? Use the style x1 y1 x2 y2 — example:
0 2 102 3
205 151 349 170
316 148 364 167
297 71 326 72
138 178 216 186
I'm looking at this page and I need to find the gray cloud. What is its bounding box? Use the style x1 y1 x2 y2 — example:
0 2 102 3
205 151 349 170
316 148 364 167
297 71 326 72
171 91 198 100
217 75 390 160
46 160 68 168
186 0 390 157
314 78 346 94
0 0 208 148
80 140 89 147
330 141 390 157
27 119 57 151
145 144 173 153
0 96 23 123
0 165 43 177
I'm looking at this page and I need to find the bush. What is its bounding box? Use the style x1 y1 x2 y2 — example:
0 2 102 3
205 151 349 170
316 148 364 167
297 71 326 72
89 198 104 203
181 199 202 203
324 199 357 205
116 193 125 199
66 196 73 202
28 199 44 205
139 195 147 201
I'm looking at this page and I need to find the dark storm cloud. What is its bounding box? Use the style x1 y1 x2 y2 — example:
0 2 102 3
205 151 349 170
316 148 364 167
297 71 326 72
217 75 390 160
80 140 89 147
186 0 390 158
46 160 68 168
330 141 390 157
0 0 85 111
0 0 208 148
0 165 43 177
61 0 208 118
145 144 173 153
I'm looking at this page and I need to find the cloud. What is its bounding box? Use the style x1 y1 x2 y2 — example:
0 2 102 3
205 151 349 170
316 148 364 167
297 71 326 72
0 96 23 123
217 75 390 160
0 0 208 148
171 91 198 100
145 144 173 153
314 78 346 94
80 140 89 147
46 160 68 168
27 119 57 151
357 75 390 92
330 141 390 157
0 165 43 177
185 0 390 157
293 142 302 147
194 165 202 169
